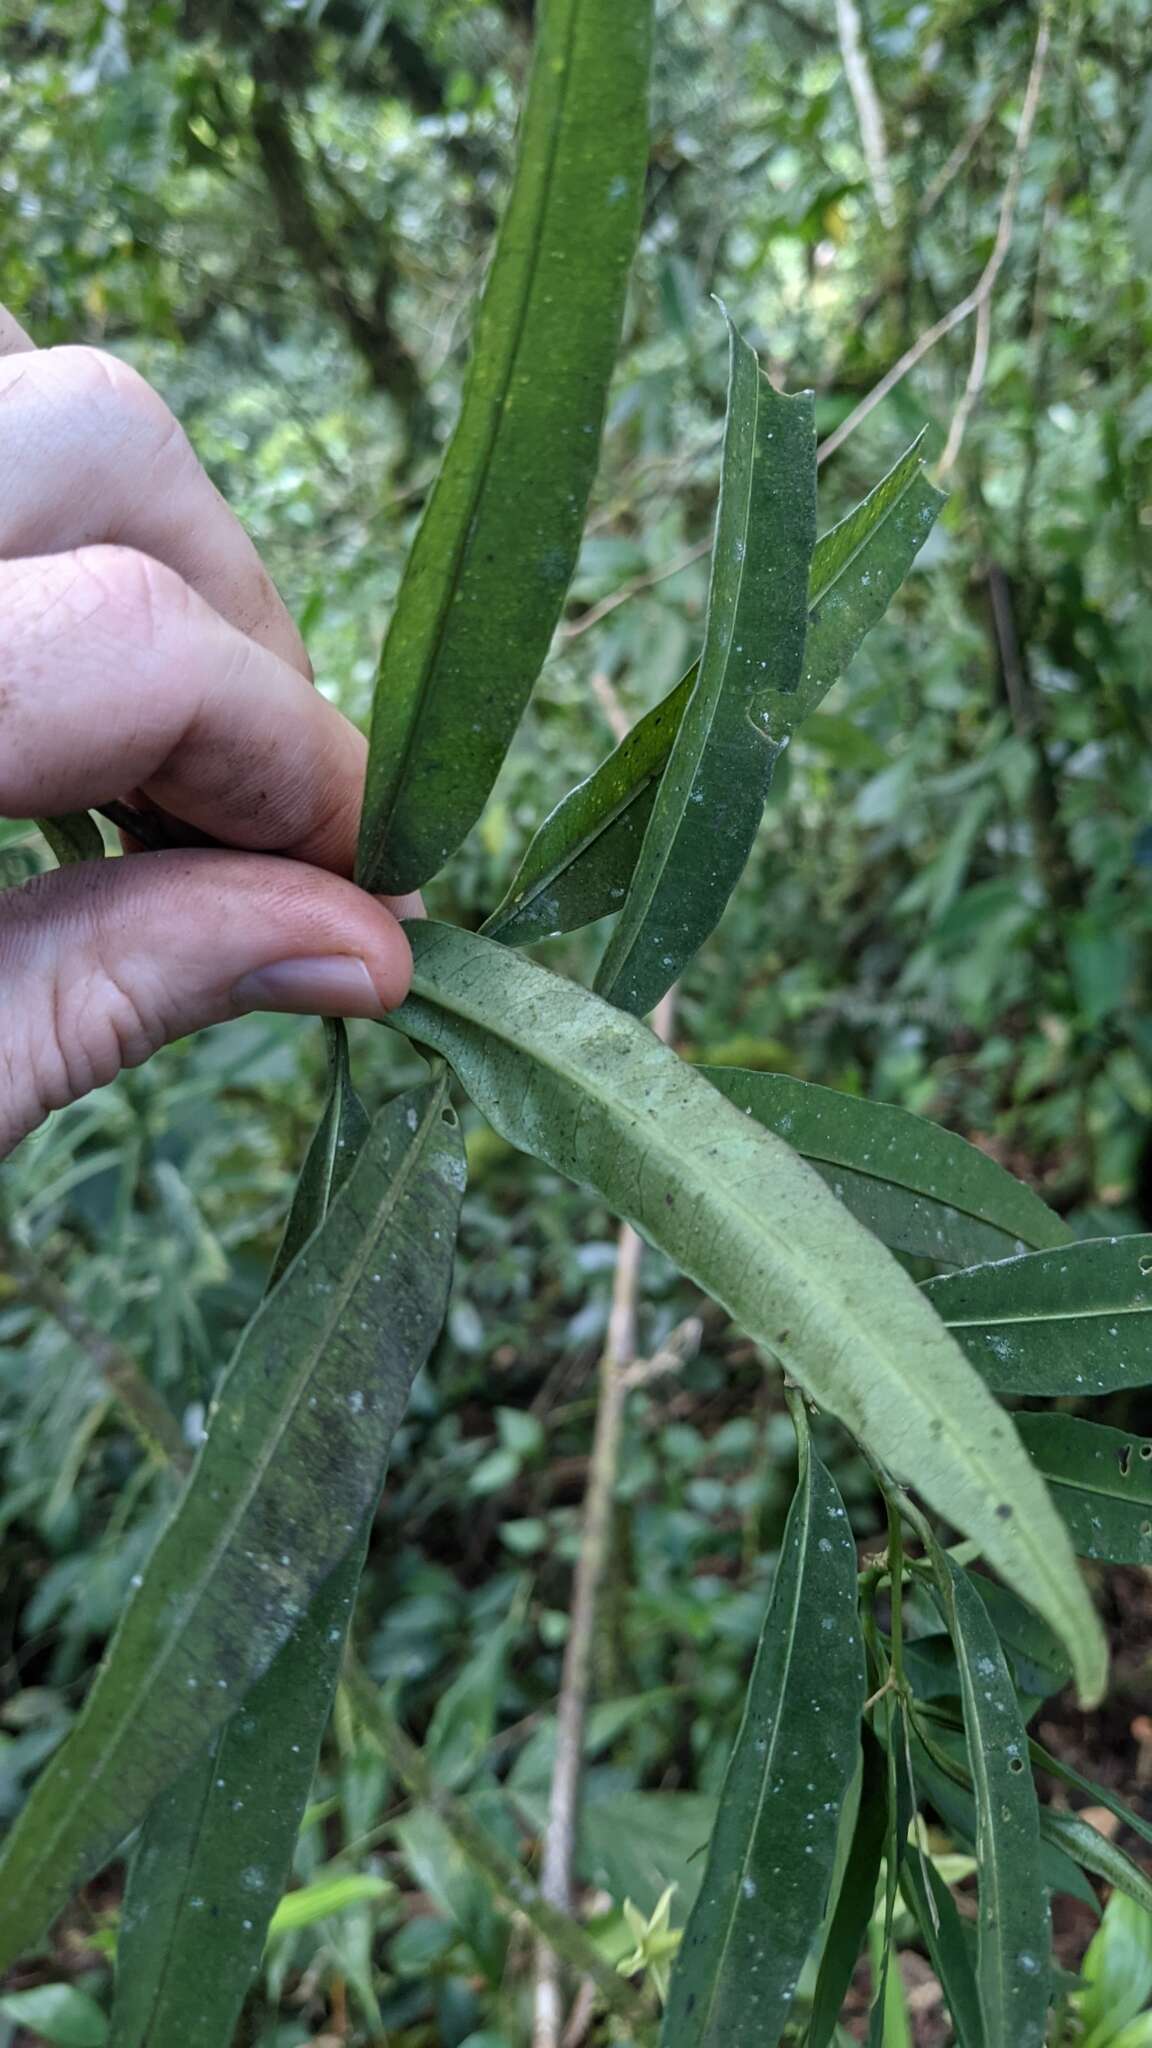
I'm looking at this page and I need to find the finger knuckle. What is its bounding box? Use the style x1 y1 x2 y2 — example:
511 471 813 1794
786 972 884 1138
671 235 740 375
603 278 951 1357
74 543 192 648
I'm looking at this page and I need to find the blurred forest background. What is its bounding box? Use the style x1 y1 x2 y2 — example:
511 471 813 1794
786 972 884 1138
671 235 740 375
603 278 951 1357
1 0 1150 2042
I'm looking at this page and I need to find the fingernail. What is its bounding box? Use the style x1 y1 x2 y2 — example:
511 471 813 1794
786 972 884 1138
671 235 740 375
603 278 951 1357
232 956 385 1018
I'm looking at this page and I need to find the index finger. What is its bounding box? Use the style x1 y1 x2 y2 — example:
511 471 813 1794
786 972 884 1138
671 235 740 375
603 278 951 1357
0 302 311 680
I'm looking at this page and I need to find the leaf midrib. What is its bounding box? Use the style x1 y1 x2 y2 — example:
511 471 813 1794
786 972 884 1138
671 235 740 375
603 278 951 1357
22 1081 445 1886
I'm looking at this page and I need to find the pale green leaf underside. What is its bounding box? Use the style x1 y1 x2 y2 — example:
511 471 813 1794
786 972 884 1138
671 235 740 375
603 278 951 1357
357 0 652 894
923 1235 1152 1394
389 922 1106 1704
703 1068 1067 1267
484 432 944 949
0 1079 465 1970
661 1436 863 2046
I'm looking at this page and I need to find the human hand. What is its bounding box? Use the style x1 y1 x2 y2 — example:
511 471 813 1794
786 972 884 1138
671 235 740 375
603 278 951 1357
0 305 416 1159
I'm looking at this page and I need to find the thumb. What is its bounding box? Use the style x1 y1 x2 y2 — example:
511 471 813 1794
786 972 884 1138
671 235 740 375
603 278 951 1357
1 851 412 1156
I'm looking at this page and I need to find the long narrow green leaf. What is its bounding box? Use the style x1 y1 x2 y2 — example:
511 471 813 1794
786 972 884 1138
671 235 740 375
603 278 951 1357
1013 1413 1152 1564
807 1729 889 2048
482 664 697 946
111 1561 361 2048
923 1237 1152 1395
594 321 816 1016
1028 1737 1152 1855
1040 1811 1152 1918
111 1025 376 2046
0 1077 465 1970
908 1735 1098 1912
703 1070 1067 1267
899 1846 985 2048
269 1020 370 1287
389 922 1107 1700
485 434 944 949
867 1699 914 2048
357 0 652 894
932 1554 1049 2048
660 1423 864 2045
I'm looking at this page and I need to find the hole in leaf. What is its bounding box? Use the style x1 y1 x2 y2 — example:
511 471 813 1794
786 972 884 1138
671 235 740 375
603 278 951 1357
1008 1756 1026 1774
1119 1445 1133 1478
441 1107 458 1126
1140 1445 1152 1461
1140 1254 1152 1276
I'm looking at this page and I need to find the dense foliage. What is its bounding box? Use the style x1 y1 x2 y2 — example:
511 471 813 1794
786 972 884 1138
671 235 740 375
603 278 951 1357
1 2 1151 2044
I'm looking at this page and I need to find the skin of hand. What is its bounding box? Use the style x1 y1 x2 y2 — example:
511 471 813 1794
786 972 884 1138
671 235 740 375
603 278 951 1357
0 304 420 1159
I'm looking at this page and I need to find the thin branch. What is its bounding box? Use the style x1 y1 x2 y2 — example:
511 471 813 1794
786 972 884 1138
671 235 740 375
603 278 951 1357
533 990 679 2048
835 0 896 228
559 540 711 644
818 9 1053 467
589 671 632 746
0 1223 189 1468
342 1661 648 2030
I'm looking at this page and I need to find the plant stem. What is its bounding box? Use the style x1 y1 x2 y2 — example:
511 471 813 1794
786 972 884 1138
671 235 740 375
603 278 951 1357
342 1661 649 2032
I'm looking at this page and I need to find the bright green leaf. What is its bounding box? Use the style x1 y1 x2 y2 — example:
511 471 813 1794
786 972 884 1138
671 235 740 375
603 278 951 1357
703 1070 1067 1266
389 921 1107 1703
594 320 817 1017
0 1077 465 1970
922 1237 1152 1395
357 0 653 893
660 1426 864 2045
1078 1889 1152 2048
267 1872 392 1939
0 1983 108 2046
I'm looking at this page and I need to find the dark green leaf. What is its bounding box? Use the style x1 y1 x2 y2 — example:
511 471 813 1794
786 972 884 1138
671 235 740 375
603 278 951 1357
357 0 653 893
0 1077 465 1970
922 1236 1152 1395
110 1559 362 2048
391 921 1106 1699
867 1699 915 2048
36 811 105 866
1028 1737 1152 1856
112 1026 373 2047
703 1071 1066 1266
594 320 817 1017
808 1727 889 2048
485 434 943 949
660 1428 864 2046
899 1844 985 2048
909 1736 1098 1912
269 1020 370 1287
482 665 695 946
1040 1811 1152 1917
963 1575 1071 1703
933 1555 1049 2048
1014 1413 1152 1564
